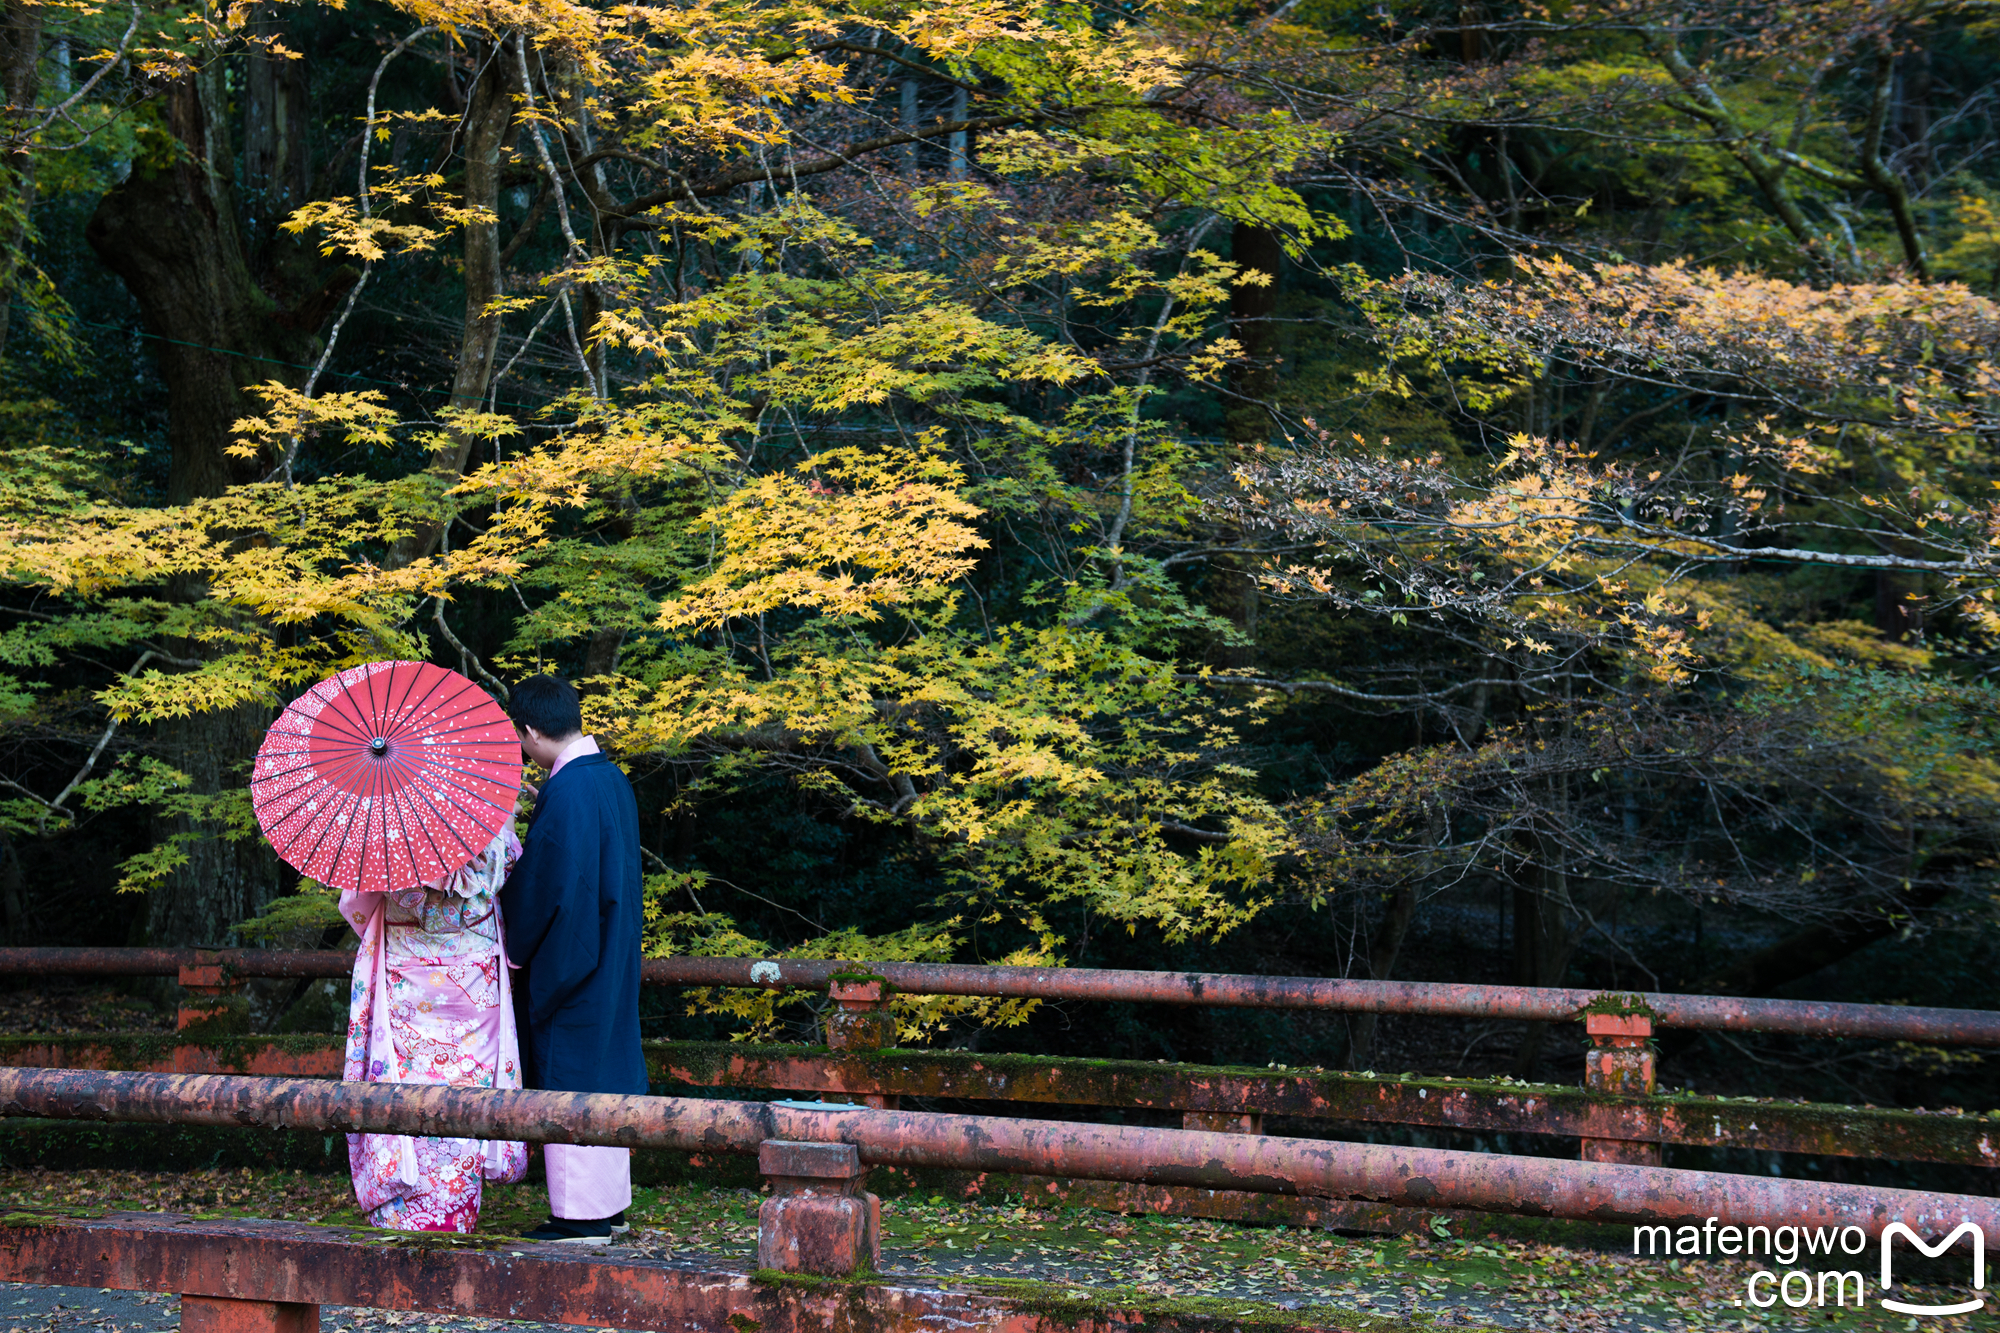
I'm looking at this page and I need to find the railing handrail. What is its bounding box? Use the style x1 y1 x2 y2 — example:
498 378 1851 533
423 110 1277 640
3 948 1995 1045
0 948 352 977
0 1066 1990 1236
638 958 2000 1044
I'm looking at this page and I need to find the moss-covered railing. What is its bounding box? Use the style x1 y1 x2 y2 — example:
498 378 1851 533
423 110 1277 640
0 1033 1987 1168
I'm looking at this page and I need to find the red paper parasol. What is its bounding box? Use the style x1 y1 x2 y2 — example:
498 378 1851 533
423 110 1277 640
250 660 522 892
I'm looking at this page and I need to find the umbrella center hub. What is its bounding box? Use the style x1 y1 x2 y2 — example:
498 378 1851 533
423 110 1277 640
369 737 389 757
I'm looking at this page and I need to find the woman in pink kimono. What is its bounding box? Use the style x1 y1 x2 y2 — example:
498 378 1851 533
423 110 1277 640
340 826 529 1231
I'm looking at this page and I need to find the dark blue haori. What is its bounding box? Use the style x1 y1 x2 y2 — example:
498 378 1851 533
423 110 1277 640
500 751 648 1096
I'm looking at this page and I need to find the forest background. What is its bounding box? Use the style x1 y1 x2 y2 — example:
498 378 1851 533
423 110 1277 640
0 0 1997 1132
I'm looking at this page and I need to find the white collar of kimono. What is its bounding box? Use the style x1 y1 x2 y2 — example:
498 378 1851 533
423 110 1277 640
549 733 601 777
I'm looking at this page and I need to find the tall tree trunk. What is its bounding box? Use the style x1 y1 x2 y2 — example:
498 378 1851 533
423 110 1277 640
1875 566 1923 641
147 704 280 947
1210 221 1281 668
1457 1 1485 63
1509 831 1581 1078
84 64 321 945
1223 222 1281 448
87 65 289 500
899 78 917 172
242 3 310 264
1903 46 1932 189
0 831 26 944
1347 884 1417 1068
948 85 968 179
0 0 44 361
1348 745 1442 1067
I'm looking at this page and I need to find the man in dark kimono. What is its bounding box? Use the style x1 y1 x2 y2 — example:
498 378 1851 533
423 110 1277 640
501 675 648 1244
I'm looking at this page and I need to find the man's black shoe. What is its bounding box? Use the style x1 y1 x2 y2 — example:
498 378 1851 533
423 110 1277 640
523 1211 629 1244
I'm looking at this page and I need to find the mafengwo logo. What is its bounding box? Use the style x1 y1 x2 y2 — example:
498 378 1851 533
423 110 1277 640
1881 1223 1985 1318
1632 1219 1986 1315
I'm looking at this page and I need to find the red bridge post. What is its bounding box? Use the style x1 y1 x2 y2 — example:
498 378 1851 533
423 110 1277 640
755 1139 882 1275
1581 1011 1660 1166
176 955 248 1049
825 975 899 1110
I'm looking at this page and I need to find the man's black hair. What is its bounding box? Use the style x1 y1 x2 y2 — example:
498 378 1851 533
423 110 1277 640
509 675 583 738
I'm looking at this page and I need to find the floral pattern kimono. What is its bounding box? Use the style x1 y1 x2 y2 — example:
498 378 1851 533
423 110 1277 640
340 826 529 1232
